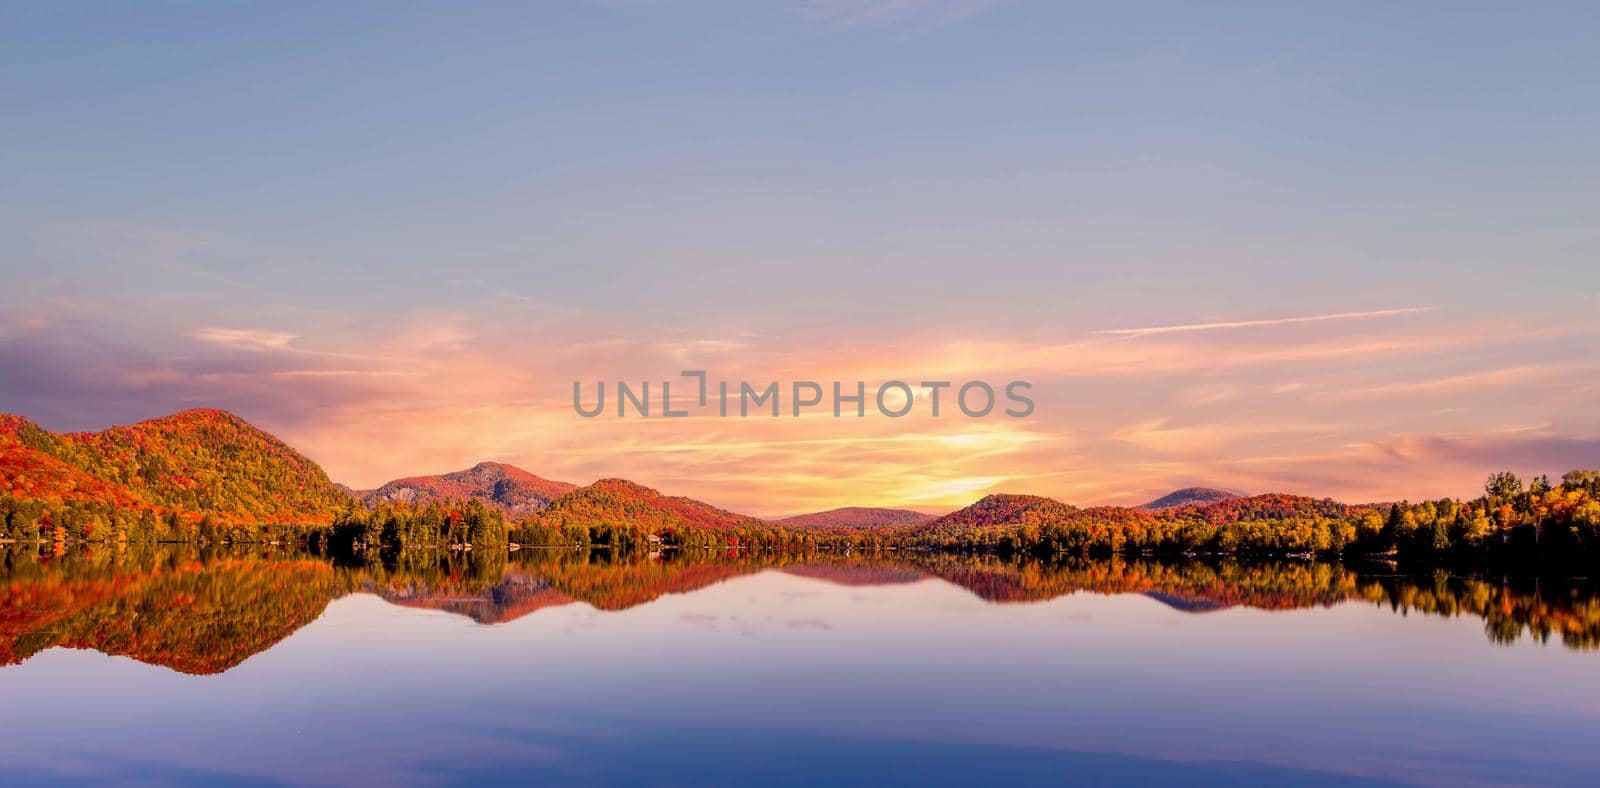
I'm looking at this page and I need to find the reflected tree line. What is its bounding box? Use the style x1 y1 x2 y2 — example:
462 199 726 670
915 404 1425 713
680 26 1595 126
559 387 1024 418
4 542 1600 678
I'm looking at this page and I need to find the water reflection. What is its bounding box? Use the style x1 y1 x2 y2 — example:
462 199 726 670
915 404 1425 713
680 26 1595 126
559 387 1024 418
4 544 1598 675
4 544 1600 786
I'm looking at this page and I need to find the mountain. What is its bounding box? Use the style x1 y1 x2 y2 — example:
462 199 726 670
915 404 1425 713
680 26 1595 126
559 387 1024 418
0 408 346 527
363 462 576 517
927 494 1076 528
333 483 369 499
911 493 1079 542
1138 487 1240 510
1180 493 1362 523
772 506 935 531
533 478 765 533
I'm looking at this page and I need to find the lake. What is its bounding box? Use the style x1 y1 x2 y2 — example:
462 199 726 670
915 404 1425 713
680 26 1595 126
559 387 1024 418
2 546 1597 786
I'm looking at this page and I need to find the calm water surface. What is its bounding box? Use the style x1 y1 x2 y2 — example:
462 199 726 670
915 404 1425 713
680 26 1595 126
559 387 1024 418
2 547 1597 786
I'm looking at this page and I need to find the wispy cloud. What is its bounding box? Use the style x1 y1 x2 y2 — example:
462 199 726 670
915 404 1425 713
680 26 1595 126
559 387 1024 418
1111 418 1337 455
7 302 1593 513
192 327 299 351
1214 428 1600 503
1094 307 1435 338
1325 363 1598 402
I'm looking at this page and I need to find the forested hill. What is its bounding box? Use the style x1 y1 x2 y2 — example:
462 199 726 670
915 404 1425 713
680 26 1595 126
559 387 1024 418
363 461 576 516
772 507 935 531
1138 487 1239 510
531 478 768 534
0 409 347 536
908 494 1079 544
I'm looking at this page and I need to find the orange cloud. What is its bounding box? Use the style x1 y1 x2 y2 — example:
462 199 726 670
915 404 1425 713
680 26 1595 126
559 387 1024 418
192 327 299 351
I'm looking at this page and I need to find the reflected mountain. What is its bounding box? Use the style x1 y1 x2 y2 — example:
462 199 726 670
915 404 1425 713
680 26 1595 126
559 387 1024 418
1140 591 1233 612
0 547 338 674
3 544 1599 675
377 568 577 624
779 562 925 587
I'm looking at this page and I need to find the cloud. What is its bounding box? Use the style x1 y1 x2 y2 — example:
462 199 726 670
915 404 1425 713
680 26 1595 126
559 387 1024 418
766 317 1582 386
1324 363 1597 402
1101 427 1600 509
0 319 405 437
1111 418 1336 455
1094 307 1435 338
5 303 1595 515
786 618 833 630
192 327 300 351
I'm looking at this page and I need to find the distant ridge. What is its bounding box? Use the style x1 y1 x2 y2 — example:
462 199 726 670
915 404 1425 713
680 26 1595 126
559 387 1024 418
1138 487 1240 510
333 482 372 499
773 506 935 531
363 462 576 517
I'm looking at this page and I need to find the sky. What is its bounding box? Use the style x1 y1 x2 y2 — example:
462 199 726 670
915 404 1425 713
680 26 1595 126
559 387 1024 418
3 1 1598 514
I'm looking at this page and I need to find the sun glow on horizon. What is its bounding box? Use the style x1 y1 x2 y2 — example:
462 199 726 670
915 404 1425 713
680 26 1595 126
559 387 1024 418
24 301 1565 515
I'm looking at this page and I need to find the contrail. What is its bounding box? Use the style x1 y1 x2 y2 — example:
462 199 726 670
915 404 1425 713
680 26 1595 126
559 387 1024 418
1094 307 1435 338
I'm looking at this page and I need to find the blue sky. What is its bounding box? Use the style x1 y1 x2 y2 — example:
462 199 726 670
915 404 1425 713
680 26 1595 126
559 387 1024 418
3 1 1598 508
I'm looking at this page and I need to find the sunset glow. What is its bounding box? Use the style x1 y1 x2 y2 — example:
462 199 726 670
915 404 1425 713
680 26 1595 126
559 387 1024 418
3 1 1597 515
4 299 1593 515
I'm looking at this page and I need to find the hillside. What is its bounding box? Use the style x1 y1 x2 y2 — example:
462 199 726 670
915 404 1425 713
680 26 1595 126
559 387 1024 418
1175 493 1364 524
1 414 147 512
363 462 576 517
1138 487 1239 510
772 506 935 531
532 478 766 534
0 409 346 533
911 494 1079 544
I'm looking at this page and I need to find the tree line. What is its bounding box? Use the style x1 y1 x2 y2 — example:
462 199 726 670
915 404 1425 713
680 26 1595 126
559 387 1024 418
6 469 1599 569
993 470 1600 565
